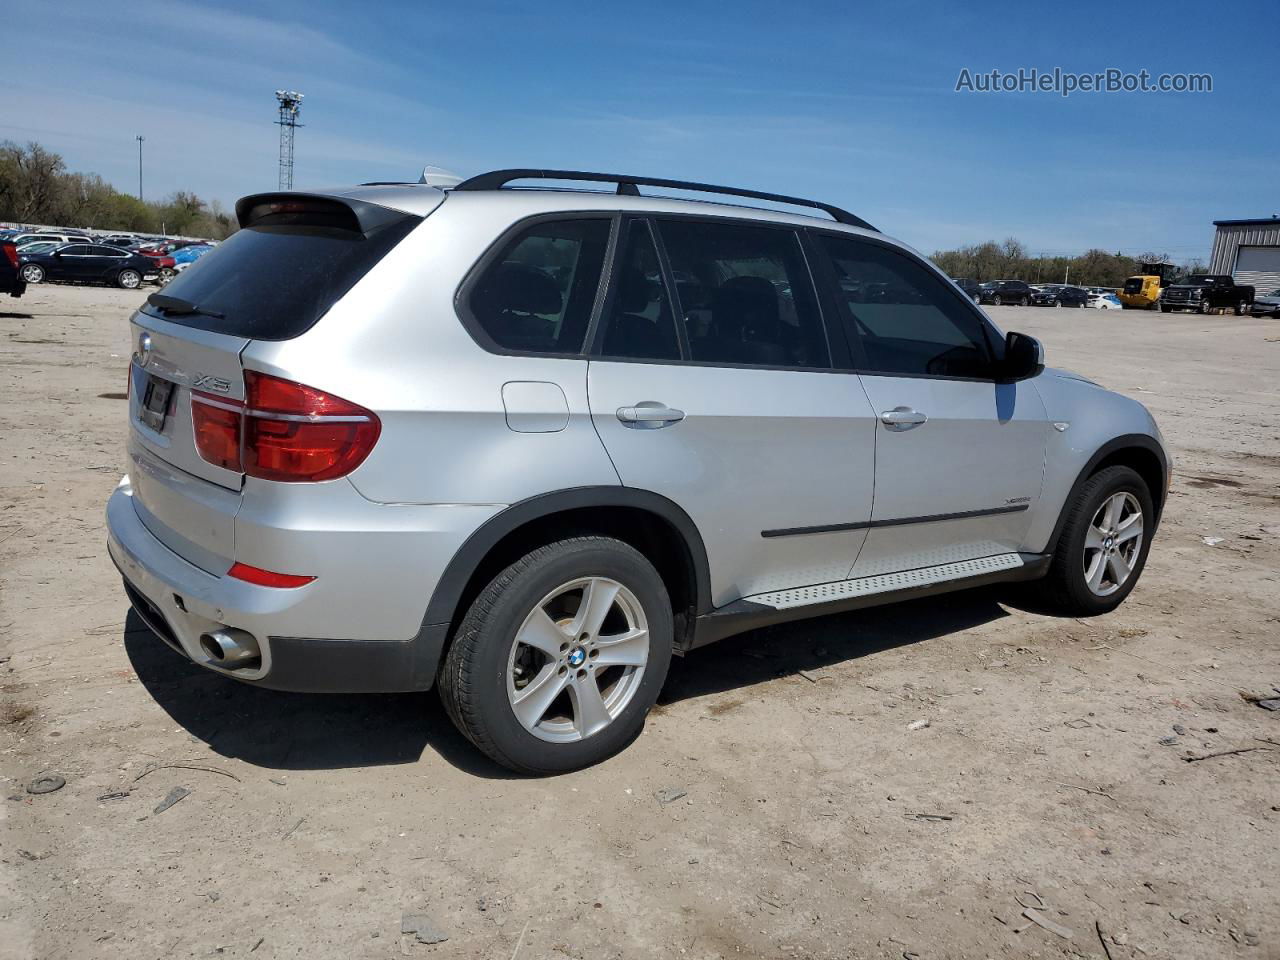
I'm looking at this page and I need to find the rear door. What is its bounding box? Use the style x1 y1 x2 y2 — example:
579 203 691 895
125 194 425 572
812 232 1049 579
587 216 877 606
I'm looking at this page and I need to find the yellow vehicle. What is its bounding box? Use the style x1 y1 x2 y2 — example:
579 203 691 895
1117 261 1170 310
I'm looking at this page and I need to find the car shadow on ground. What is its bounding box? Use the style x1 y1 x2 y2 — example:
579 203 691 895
659 587 1011 704
0 311 35 319
123 590 1012 778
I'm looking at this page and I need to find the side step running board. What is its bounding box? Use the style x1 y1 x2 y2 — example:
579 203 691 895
687 552 1048 650
750 553 1025 610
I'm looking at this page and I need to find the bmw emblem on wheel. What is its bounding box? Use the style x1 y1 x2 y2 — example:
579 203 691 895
137 332 152 366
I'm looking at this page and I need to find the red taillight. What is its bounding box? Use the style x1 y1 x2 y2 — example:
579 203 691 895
191 391 244 471
1 243 17 270
227 562 315 588
190 372 380 482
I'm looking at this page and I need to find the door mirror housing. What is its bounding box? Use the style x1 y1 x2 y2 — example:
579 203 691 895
997 331 1044 382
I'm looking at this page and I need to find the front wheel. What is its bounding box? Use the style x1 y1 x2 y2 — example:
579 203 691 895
1199 299 1212 314
116 269 141 290
992 295 1003 306
438 537 673 774
20 264 44 284
1160 304 1172 313
1028 465 1154 615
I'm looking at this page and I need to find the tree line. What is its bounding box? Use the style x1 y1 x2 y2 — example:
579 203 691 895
931 238 1206 288
0 141 236 239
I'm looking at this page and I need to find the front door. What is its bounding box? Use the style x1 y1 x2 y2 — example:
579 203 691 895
54 244 95 280
812 232 1049 578
587 217 877 607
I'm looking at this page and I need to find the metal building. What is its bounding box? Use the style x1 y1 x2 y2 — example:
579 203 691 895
1209 216 1280 294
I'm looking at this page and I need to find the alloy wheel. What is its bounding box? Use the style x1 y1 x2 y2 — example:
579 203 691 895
1082 492 1143 596
506 576 649 743
21 264 43 283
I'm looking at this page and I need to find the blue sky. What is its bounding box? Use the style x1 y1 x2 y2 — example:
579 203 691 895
8 0 1277 258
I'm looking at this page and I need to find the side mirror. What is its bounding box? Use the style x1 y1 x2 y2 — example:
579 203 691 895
998 331 1044 382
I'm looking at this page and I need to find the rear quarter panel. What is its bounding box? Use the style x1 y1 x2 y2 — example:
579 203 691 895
240 195 622 506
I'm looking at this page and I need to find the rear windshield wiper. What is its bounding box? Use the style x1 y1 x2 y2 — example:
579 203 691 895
147 293 225 319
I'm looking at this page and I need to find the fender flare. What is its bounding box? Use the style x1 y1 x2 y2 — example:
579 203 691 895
1045 433 1169 554
408 487 712 687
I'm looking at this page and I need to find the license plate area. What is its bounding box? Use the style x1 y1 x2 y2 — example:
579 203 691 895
138 374 174 432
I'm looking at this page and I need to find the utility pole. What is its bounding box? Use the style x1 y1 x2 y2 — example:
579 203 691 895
136 135 144 201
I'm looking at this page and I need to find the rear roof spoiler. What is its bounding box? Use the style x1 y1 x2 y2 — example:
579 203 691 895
235 193 417 234
452 168 877 231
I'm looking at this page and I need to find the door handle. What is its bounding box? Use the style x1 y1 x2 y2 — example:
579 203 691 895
617 401 685 429
880 406 928 431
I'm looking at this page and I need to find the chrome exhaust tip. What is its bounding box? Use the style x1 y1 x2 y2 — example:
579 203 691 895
199 628 261 668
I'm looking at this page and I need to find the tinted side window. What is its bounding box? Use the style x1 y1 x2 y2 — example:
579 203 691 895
61 244 92 256
90 245 123 257
818 235 994 378
597 220 680 361
657 219 828 369
469 219 610 355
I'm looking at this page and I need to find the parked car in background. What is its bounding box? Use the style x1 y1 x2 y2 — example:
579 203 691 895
18 243 159 289
1 238 25 298
1249 288 1280 317
8 231 94 247
16 240 64 254
1160 274 1254 315
171 244 214 268
1033 285 1089 308
979 279 1035 305
1118 274 1162 309
950 277 981 302
1088 293 1123 309
106 168 1170 774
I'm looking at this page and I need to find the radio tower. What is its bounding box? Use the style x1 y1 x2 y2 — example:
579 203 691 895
275 90 304 190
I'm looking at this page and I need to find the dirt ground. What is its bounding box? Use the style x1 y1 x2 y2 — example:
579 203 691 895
1 283 1277 960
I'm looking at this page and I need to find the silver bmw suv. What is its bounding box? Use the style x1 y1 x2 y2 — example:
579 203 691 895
107 169 1170 774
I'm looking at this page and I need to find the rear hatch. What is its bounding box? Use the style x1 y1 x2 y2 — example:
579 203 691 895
126 193 426 573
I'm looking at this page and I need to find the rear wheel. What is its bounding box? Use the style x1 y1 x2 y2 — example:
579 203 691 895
1234 301 1247 316
438 537 673 774
1021 295 1030 306
20 264 44 283
992 294 1003 306
1027 465 1154 615
116 269 141 290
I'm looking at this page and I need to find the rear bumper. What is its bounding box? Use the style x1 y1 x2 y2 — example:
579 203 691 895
106 477 497 692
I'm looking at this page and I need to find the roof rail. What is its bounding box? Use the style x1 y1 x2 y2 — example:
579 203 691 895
452 169 876 232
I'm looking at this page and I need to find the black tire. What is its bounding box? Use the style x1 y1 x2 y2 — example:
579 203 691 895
1160 305 1172 313
1234 302 1247 317
116 269 141 290
1021 296 1030 306
1199 299 1212 315
438 537 673 775
992 295 1003 306
20 264 44 284
1026 465 1155 616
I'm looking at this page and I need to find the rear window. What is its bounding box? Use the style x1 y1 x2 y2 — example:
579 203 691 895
141 215 419 340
